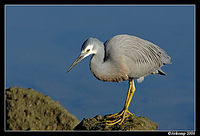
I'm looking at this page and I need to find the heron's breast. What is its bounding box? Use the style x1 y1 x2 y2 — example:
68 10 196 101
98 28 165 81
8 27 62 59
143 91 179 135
91 59 129 83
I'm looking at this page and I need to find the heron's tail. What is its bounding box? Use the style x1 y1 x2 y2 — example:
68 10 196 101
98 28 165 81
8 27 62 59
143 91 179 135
157 68 167 76
151 68 167 76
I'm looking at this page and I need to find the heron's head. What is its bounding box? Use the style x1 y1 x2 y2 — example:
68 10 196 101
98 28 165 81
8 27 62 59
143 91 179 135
66 37 99 73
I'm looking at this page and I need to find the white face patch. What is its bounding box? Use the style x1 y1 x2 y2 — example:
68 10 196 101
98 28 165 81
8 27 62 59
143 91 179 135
81 44 97 56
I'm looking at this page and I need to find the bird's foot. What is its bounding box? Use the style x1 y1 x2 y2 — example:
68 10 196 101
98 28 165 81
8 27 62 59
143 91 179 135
105 109 134 125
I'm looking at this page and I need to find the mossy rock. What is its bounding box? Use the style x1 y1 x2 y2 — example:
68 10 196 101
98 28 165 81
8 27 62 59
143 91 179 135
6 87 80 130
74 114 158 130
6 86 158 131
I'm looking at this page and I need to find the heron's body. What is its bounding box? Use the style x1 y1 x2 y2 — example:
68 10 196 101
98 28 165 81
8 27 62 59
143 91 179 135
89 34 171 83
67 34 171 125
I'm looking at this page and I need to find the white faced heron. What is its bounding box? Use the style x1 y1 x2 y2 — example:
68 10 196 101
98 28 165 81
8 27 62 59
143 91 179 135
67 34 171 125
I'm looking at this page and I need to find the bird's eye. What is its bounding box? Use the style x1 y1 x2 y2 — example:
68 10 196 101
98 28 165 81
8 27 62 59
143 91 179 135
86 49 90 52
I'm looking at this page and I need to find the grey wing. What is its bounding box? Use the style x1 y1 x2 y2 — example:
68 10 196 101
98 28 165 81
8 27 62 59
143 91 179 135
104 34 171 82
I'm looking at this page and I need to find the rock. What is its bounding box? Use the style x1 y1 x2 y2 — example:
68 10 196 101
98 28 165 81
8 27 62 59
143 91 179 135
6 86 158 131
74 114 158 130
6 87 80 130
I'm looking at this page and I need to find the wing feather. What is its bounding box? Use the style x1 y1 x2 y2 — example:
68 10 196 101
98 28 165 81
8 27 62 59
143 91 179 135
104 34 171 80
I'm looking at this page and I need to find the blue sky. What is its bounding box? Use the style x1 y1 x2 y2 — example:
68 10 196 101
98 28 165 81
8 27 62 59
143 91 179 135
5 5 195 130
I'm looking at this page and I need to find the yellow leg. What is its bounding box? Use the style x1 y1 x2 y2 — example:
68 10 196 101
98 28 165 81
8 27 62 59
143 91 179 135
118 82 135 125
106 80 134 118
106 79 135 125
124 79 135 112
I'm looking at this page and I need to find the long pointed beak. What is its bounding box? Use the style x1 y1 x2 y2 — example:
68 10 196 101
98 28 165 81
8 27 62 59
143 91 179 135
66 52 88 73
